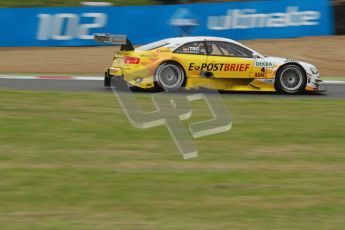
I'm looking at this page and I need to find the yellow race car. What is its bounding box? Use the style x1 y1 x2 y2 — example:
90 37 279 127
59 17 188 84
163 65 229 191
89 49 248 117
94 34 325 94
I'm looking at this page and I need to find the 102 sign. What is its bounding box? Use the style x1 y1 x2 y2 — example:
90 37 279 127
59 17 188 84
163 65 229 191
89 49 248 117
37 13 107 40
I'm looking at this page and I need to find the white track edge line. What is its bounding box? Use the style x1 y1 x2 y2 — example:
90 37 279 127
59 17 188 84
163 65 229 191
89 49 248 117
323 81 345 84
0 75 103 80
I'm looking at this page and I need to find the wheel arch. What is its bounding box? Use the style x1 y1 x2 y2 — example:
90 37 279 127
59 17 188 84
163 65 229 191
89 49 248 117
275 62 307 79
274 62 307 94
155 60 187 87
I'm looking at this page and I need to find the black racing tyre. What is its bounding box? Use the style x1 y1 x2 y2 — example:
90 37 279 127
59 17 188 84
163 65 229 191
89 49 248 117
154 62 186 91
275 64 307 94
104 75 112 87
104 69 113 87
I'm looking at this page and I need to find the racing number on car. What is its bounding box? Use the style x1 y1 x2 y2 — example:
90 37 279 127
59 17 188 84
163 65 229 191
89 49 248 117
252 61 273 78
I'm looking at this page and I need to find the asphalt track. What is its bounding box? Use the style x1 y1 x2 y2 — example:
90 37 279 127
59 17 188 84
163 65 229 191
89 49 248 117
0 77 344 98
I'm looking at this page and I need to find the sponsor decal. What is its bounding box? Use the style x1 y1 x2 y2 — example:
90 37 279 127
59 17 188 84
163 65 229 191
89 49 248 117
183 46 200 54
254 67 266 77
264 79 274 83
208 7 321 30
257 78 274 84
189 63 250 72
255 72 265 77
254 61 273 67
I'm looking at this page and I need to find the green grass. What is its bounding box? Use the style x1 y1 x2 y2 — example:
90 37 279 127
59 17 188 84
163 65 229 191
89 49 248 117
0 0 158 8
0 89 345 229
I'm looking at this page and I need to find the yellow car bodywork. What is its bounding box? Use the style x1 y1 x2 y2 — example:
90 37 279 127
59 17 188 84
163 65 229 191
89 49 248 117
108 47 278 92
103 36 323 93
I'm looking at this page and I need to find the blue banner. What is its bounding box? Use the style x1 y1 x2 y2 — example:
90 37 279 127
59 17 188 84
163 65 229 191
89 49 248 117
0 0 334 47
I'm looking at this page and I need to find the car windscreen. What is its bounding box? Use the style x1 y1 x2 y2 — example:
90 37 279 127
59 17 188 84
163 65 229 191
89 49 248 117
136 41 169 51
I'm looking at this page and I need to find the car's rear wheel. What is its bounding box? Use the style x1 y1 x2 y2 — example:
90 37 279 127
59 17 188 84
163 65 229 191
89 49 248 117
155 62 185 91
275 64 306 94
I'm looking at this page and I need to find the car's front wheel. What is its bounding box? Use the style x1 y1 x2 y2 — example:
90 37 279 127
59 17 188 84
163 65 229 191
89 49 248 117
275 64 307 94
155 62 186 91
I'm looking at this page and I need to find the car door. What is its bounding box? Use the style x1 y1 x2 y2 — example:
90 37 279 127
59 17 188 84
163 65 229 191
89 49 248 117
205 41 255 78
173 41 208 78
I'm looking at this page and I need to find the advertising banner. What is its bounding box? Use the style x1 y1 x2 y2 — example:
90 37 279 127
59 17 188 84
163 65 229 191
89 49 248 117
0 0 334 46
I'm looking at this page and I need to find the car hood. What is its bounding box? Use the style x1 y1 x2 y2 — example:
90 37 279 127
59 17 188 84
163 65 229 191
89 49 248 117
256 56 316 74
265 56 314 67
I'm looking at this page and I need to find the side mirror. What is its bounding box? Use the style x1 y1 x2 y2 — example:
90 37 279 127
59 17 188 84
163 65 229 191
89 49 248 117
252 52 261 59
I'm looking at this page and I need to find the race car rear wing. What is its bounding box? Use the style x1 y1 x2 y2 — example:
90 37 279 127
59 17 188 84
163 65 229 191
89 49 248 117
93 34 134 51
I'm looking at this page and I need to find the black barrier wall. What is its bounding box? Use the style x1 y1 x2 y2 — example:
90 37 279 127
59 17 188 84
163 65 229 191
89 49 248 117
335 2 345 34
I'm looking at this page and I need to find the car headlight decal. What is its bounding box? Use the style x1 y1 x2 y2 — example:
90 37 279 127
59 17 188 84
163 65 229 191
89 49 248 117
310 67 318 74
